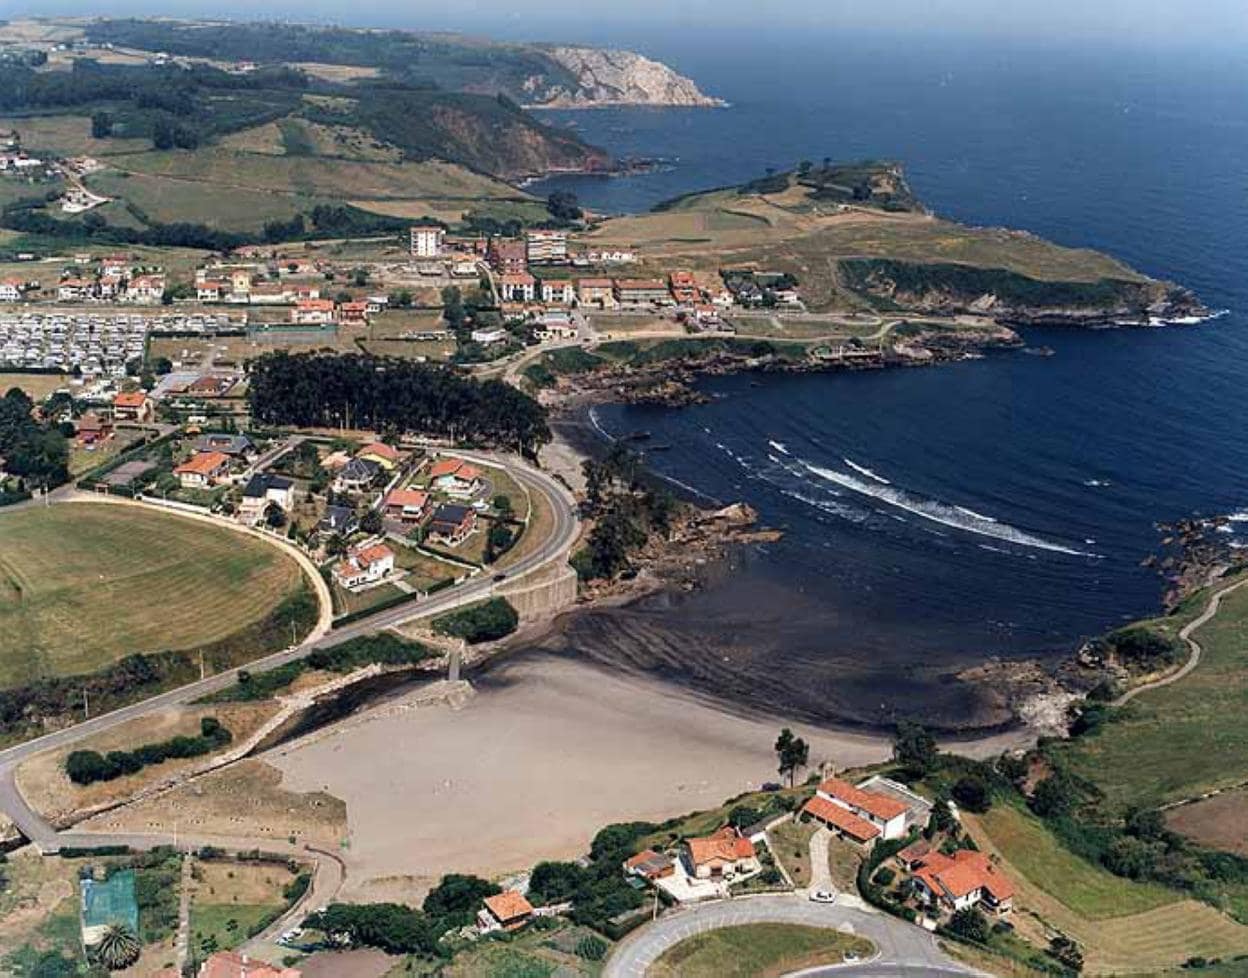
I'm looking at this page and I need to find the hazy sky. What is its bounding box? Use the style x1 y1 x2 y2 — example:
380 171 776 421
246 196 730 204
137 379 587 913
8 0 1248 49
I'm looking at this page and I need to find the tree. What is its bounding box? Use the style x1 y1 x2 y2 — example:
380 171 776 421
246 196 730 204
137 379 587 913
952 776 991 813
1030 773 1076 818
90 111 113 139
422 873 499 921
493 494 513 518
546 190 582 223
264 501 287 529
360 509 383 535
1048 934 1084 973
948 907 990 943
892 721 938 778
774 727 810 787
93 923 141 970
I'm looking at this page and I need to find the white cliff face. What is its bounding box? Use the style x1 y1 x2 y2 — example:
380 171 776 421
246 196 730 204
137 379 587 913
534 46 725 107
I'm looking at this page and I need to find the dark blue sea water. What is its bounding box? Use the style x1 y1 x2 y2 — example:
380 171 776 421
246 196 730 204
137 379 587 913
525 32 1248 729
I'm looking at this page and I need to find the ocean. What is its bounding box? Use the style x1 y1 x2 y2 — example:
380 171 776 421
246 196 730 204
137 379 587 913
521 31 1248 731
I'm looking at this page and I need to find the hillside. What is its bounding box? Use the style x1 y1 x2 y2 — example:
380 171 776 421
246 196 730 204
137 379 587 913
589 163 1203 323
79 18 722 107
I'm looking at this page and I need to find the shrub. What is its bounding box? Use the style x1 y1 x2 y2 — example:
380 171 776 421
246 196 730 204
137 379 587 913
576 935 608 961
432 598 519 644
949 907 990 943
873 867 896 887
952 776 992 813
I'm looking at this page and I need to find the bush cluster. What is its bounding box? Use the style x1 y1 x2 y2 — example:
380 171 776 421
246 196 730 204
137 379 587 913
65 717 232 785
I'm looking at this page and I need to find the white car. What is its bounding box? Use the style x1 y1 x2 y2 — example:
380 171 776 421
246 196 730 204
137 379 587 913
843 951 861 964
809 888 837 903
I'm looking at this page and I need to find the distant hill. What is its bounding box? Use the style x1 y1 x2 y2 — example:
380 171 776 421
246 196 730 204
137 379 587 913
83 19 723 108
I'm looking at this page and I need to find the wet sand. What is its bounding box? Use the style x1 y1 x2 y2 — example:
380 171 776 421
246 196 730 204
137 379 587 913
271 651 1029 899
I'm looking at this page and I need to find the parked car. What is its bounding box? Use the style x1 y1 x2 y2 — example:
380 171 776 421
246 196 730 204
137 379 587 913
809 888 836 903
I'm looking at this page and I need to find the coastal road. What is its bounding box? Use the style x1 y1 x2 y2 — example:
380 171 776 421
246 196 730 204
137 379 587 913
0 449 579 853
602 894 979 978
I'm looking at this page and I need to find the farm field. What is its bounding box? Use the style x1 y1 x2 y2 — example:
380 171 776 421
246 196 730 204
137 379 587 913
0 371 73 399
967 804 1248 974
0 114 150 157
0 502 307 688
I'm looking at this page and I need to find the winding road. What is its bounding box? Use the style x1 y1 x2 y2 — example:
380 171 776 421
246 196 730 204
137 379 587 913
602 894 978 978
0 449 579 858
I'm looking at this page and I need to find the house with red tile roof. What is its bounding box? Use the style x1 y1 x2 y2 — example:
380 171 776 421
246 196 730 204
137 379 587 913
112 390 153 423
196 951 301 978
291 298 336 325
334 542 395 590
357 441 401 470
383 487 430 523
624 848 675 881
800 795 881 849
174 450 231 489
499 271 536 303
909 848 1014 916
479 890 533 932
684 826 760 880
428 457 483 497
807 777 909 841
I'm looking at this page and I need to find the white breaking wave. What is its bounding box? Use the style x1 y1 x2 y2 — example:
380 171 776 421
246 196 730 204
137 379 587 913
587 407 615 443
843 458 891 485
1227 510 1248 523
777 488 868 524
768 440 790 456
1084 479 1110 488
955 505 998 524
802 460 1099 557
1150 308 1230 327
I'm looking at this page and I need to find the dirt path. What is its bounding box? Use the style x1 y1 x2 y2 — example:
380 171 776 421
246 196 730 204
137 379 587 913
1113 575 1248 707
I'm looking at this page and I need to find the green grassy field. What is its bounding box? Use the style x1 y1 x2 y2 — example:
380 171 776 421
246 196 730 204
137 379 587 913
0 503 306 688
0 114 150 157
976 803 1177 919
648 924 872 978
86 169 319 230
1061 575 1248 813
189 902 281 956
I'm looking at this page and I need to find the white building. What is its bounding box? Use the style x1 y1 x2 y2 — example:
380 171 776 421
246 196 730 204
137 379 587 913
526 229 568 264
334 543 395 590
410 223 445 259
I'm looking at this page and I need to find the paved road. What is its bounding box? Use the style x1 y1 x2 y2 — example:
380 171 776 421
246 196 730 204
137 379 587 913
602 894 978 978
0 450 578 853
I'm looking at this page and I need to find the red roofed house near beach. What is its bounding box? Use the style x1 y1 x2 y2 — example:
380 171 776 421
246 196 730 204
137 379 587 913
334 543 395 590
357 441 401 470
479 890 534 932
428 457 483 497
383 487 430 523
800 794 881 849
684 826 760 880
804 777 909 841
910 849 1014 916
195 950 301 977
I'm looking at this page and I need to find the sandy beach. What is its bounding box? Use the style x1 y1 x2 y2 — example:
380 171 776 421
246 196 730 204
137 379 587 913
270 650 1030 901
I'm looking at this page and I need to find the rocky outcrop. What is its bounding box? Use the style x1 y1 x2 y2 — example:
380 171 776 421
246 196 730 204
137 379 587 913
531 47 725 108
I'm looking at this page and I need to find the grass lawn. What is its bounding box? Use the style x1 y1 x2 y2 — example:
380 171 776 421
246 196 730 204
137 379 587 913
0 371 72 400
767 819 816 888
648 923 872 978
1060 574 1248 813
494 478 552 571
334 581 407 617
0 503 306 688
189 903 282 956
975 803 1176 919
390 544 461 591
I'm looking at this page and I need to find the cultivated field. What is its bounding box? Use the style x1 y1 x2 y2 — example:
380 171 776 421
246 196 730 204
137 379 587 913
0 114 149 157
0 503 306 688
967 804 1248 974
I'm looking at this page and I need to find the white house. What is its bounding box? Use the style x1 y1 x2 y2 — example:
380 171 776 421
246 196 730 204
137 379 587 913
499 272 536 303
801 777 909 844
470 328 508 346
0 279 23 302
540 279 576 305
334 543 395 590
238 473 295 524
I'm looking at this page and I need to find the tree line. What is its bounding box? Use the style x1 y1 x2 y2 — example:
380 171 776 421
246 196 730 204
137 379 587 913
0 387 69 494
245 352 550 456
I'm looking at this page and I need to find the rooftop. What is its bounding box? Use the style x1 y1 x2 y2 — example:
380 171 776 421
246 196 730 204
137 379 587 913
817 778 909 821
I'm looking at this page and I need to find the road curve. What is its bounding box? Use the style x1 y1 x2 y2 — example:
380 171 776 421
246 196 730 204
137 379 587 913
601 894 977 978
1113 575 1248 707
0 450 578 852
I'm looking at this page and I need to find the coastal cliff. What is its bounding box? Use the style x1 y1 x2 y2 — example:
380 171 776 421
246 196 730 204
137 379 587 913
531 47 726 108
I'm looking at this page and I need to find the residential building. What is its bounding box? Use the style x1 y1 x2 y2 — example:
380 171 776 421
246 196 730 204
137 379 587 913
317 504 359 538
410 223 445 259
615 279 672 308
174 450 231 489
383 487 430 523
487 238 527 274
334 457 381 493
112 391 153 423
194 433 254 458
499 272 536 303
339 300 369 325
0 279 23 302
802 777 909 842
910 849 1014 916
357 441 401 470
126 275 166 304
100 255 133 278
334 542 395 590
470 327 508 345
479 891 533 933
186 375 237 398
539 278 576 305
526 228 568 264
97 274 123 300
239 473 295 524
195 950 301 978
197 280 224 303
576 278 617 309
427 503 477 544
57 278 93 302
669 270 699 304
683 826 760 880
291 299 336 325
624 849 675 882
75 410 110 445
535 310 577 341
800 795 881 849
428 457 483 497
